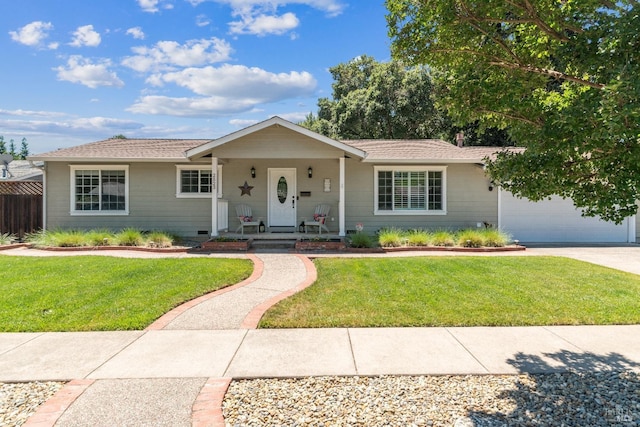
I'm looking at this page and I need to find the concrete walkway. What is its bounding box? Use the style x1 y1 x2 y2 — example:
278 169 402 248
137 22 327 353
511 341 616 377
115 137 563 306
0 245 639 426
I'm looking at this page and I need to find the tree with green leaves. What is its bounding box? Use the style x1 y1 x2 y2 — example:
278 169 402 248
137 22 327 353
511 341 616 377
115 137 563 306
301 55 512 145
0 136 5 154
302 55 448 140
387 0 640 223
8 139 16 158
19 138 29 160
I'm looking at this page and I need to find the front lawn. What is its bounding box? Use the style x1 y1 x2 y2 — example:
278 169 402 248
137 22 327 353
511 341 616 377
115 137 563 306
0 256 252 332
260 256 640 328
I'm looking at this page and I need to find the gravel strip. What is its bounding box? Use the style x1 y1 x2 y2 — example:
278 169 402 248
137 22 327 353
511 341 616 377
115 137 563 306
0 381 64 426
223 372 640 426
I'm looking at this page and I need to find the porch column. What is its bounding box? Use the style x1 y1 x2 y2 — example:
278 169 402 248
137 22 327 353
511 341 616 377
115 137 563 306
211 156 219 237
339 156 346 236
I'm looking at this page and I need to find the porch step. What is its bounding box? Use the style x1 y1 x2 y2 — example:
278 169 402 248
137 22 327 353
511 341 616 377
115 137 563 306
250 239 297 252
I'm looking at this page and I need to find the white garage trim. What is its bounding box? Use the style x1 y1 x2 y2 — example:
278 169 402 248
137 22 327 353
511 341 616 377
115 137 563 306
498 188 635 243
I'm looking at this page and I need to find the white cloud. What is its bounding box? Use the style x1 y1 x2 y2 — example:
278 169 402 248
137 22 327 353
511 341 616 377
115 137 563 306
70 25 101 47
0 109 68 118
153 64 316 98
9 21 55 48
128 64 317 117
127 95 258 116
196 14 211 27
122 37 232 72
138 0 160 12
229 12 299 36
126 27 146 40
277 111 308 122
0 116 144 144
137 0 174 12
201 0 345 17
54 56 124 88
187 1 345 36
229 118 259 127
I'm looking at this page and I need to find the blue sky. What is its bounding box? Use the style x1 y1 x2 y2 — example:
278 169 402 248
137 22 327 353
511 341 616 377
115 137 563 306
0 0 391 154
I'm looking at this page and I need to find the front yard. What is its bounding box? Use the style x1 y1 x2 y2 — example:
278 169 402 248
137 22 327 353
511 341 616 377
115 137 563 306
260 256 640 328
1 254 639 331
0 256 252 332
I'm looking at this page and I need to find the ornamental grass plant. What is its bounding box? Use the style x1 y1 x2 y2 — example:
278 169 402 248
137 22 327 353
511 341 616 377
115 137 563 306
26 228 177 248
0 233 15 245
406 229 431 246
377 227 405 247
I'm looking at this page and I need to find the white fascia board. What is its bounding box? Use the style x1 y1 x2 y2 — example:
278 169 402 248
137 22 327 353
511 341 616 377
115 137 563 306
27 156 188 163
361 158 486 164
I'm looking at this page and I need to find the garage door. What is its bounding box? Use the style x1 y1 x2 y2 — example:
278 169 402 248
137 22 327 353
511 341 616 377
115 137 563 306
499 190 634 243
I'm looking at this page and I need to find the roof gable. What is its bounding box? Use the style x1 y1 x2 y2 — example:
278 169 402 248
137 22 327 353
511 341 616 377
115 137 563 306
186 116 366 160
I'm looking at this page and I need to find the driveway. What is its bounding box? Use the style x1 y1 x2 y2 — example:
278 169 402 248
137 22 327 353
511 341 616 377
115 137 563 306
525 244 640 275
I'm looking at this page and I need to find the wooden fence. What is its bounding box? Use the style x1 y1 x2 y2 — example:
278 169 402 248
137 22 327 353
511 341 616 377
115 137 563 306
0 181 43 239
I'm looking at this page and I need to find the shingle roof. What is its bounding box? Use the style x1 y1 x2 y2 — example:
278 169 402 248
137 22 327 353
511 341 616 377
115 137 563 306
1 160 44 181
344 139 517 163
29 138 212 161
29 135 519 163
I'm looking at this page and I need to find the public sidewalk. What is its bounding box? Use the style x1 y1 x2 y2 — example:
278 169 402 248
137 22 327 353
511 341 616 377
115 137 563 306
2 325 640 383
1 246 639 426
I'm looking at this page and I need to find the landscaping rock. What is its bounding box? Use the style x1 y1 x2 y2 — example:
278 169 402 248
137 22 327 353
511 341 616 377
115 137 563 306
223 372 640 426
0 381 64 426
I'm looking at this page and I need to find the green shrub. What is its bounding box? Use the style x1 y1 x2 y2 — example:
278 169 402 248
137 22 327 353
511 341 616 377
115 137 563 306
431 230 455 247
378 227 405 247
145 231 174 248
481 228 511 247
406 229 430 246
349 233 375 248
115 228 145 246
457 229 485 248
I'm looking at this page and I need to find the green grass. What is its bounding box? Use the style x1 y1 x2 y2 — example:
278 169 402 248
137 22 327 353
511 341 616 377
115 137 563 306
0 256 252 332
260 256 640 328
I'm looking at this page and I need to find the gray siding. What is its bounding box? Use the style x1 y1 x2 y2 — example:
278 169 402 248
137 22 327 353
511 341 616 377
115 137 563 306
46 162 212 237
45 159 497 237
343 161 498 233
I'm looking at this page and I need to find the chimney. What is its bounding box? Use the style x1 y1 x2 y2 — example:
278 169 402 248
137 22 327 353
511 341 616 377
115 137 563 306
456 132 464 147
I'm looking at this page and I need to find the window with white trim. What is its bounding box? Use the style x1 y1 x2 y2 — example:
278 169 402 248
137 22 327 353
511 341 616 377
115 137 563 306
374 166 446 215
70 165 129 215
176 165 222 198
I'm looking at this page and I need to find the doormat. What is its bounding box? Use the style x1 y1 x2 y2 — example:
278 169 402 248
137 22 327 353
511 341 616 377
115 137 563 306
270 227 296 233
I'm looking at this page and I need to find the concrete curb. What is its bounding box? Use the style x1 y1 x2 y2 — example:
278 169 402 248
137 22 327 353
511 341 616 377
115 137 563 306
146 254 264 330
23 379 95 427
240 254 317 329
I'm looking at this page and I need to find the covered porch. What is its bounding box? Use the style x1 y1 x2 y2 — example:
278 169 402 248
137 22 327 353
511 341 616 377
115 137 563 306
184 117 366 239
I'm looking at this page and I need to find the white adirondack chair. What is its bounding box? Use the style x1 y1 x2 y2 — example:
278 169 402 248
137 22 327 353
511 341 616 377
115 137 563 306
304 204 331 234
235 204 260 236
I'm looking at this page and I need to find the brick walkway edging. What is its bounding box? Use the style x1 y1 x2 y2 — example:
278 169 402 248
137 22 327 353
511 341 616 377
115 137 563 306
241 254 317 329
146 254 264 330
192 378 232 427
23 379 95 427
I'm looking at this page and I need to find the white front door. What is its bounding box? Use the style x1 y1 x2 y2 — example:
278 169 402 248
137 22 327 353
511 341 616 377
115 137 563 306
268 168 297 227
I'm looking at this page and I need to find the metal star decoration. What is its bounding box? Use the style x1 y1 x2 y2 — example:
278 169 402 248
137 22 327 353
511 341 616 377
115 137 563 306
239 181 254 196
